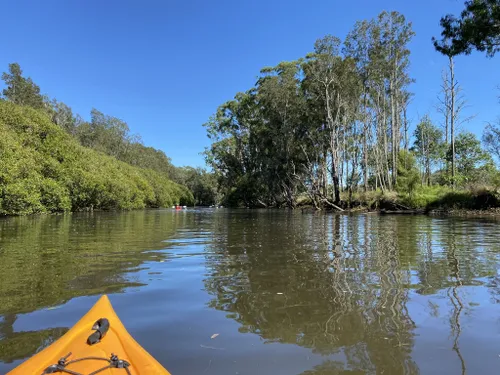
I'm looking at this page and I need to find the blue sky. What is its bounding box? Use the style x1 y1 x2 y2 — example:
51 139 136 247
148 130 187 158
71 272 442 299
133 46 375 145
2 0 499 167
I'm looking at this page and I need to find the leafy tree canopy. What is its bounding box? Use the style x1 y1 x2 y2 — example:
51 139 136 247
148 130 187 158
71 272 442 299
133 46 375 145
433 0 500 57
1 63 45 108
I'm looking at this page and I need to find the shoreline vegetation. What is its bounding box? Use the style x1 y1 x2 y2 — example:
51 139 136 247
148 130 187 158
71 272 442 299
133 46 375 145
203 7 500 214
297 187 500 215
2 3 500 217
0 100 194 216
0 62 218 216
0 61 224 216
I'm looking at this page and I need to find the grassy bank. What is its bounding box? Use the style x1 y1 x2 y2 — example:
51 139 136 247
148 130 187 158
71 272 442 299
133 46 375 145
344 186 500 213
0 101 194 215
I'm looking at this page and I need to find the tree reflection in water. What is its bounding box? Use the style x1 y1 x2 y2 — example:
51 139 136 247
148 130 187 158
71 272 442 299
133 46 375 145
203 213 500 374
204 213 421 374
0 210 184 363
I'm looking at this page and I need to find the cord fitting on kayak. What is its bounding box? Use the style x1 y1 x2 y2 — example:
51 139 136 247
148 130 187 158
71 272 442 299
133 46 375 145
42 352 74 374
40 352 131 375
110 353 130 369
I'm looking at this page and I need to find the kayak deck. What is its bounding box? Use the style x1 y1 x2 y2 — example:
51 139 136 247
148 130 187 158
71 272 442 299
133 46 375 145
7 295 170 375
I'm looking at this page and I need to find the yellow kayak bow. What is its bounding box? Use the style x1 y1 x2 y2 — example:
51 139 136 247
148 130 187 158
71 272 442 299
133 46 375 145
7 295 171 375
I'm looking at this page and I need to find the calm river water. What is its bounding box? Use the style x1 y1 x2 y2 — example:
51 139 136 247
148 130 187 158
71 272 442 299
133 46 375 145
1 209 500 374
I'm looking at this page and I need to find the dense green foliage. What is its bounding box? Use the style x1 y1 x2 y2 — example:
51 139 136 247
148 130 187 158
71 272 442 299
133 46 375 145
396 150 420 198
450 132 494 184
204 10 499 209
433 0 500 57
205 11 416 208
71 108 181 179
173 167 218 206
1 63 45 109
0 101 194 215
0 62 221 214
65 106 217 205
412 117 445 186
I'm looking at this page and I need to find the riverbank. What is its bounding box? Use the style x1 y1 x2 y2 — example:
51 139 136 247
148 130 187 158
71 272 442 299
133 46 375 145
361 188 499 212
0 101 194 216
297 187 500 215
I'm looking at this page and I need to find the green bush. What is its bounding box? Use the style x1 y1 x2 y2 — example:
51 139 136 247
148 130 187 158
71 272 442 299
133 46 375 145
400 185 451 208
396 150 420 197
424 188 500 210
39 178 71 212
1 180 44 215
0 101 194 215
